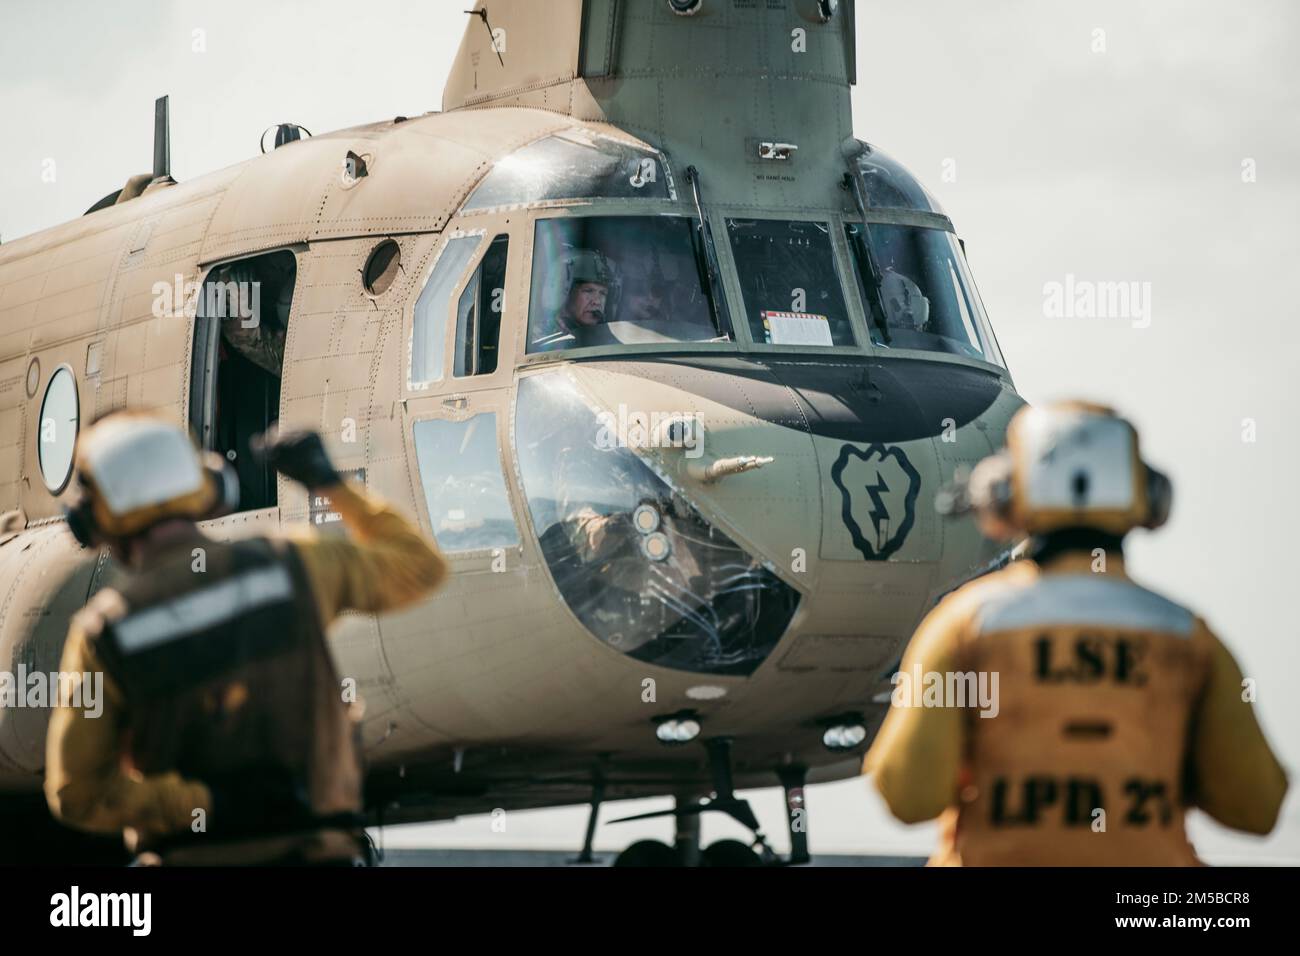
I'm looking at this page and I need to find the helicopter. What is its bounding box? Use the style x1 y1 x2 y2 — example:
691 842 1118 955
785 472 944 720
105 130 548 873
0 0 1023 865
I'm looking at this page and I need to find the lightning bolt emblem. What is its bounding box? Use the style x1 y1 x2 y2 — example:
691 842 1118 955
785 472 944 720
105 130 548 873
863 472 892 550
864 473 890 536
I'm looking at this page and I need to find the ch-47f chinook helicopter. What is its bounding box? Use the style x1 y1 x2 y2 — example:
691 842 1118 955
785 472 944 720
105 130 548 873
0 0 1024 865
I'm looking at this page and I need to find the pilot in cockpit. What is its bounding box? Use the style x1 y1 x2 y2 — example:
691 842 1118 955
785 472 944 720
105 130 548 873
878 266 931 334
531 248 618 351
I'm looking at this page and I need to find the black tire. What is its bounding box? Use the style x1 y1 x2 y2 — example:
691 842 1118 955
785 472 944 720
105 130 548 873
612 839 682 867
701 839 762 867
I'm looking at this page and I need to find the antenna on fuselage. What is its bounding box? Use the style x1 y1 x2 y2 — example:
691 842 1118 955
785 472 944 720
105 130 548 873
464 7 505 67
152 95 171 183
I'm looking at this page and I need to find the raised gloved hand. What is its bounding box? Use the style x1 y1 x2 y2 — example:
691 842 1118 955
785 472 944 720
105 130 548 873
251 427 341 489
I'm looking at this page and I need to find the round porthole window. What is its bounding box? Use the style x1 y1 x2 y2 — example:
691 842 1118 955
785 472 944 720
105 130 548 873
38 365 79 494
363 239 402 297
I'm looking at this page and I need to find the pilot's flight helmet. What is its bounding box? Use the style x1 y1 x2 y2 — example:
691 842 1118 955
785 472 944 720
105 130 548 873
64 411 239 547
879 269 930 331
565 248 618 292
560 248 620 322
958 401 1172 539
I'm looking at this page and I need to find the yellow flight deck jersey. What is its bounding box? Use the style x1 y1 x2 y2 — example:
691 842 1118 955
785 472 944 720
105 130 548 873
863 551 1288 866
44 482 448 842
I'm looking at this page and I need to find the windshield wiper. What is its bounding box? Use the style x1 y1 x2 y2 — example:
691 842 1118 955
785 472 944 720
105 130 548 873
685 165 729 340
841 171 892 345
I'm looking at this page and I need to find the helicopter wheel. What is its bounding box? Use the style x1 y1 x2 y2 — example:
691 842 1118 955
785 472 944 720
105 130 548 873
700 839 763 867
612 839 682 867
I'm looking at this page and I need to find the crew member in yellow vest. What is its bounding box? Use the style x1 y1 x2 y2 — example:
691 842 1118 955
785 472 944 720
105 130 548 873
863 401 1288 865
44 412 448 865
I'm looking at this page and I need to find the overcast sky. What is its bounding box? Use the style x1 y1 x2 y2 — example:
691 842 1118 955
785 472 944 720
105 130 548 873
1 0 1295 863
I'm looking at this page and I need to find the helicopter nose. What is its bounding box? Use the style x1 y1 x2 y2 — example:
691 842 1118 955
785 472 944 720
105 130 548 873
562 355 1021 636
565 359 824 579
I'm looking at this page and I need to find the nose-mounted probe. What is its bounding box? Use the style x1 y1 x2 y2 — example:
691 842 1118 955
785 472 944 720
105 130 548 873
649 415 774 484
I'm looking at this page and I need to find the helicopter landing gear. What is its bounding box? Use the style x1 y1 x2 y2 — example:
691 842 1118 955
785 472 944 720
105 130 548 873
568 776 605 865
605 738 808 867
612 839 681 867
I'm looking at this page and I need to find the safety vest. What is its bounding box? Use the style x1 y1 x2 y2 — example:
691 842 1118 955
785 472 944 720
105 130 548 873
94 536 363 847
939 555 1208 866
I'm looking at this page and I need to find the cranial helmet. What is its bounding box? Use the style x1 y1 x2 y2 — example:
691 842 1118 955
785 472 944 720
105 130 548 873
564 248 618 290
64 411 239 547
962 401 1172 540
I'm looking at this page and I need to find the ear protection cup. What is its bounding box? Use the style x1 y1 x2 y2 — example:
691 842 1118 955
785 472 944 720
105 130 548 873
1143 465 1173 529
63 498 99 549
965 451 1018 540
201 454 241 518
969 451 1014 519
989 473 1013 522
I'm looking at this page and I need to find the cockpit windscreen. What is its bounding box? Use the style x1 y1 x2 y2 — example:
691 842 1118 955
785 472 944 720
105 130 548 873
725 219 856 347
527 216 724 353
846 222 1005 366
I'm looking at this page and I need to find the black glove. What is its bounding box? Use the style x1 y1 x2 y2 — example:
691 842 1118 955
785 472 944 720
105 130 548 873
251 428 341 489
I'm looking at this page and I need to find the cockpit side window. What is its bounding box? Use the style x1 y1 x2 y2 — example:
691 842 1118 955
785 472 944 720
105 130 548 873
463 129 672 213
845 222 1004 366
454 234 509 377
725 219 856 347
526 216 725 353
410 234 481 388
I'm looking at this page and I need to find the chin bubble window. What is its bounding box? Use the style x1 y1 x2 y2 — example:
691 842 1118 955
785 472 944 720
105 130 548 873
845 222 1004 366
725 219 855 347
413 413 519 552
514 371 799 676
526 216 726 353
